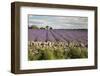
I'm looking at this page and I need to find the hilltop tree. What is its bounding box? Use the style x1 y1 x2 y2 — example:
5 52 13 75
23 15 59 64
40 27 45 29
45 26 49 29
29 25 39 29
45 26 53 29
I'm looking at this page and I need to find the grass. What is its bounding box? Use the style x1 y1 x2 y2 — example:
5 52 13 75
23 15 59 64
28 41 88 61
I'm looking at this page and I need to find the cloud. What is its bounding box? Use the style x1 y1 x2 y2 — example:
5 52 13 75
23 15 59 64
28 15 88 29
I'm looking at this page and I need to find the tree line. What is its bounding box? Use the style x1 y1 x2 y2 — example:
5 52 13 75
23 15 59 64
28 25 53 29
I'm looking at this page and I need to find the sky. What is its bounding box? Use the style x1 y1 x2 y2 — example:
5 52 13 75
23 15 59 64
28 15 88 29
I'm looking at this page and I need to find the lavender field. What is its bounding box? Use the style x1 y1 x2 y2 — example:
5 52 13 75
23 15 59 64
28 15 88 60
28 29 87 44
28 29 88 60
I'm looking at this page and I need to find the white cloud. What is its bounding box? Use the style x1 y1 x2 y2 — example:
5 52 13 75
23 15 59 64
28 15 88 29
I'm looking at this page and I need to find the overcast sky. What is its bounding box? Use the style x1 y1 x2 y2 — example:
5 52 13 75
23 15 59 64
28 15 88 29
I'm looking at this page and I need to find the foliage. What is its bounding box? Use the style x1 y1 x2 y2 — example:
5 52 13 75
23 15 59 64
28 42 88 61
40 27 45 29
28 25 53 30
29 25 39 29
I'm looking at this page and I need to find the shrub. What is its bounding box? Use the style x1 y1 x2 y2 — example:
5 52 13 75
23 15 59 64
63 47 71 59
54 47 65 59
69 47 82 58
68 47 88 59
28 49 42 60
80 48 88 58
40 47 55 60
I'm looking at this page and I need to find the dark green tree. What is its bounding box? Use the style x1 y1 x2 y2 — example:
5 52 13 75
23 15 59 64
31 25 39 29
45 26 49 29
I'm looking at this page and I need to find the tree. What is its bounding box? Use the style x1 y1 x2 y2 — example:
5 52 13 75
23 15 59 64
50 27 52 29
28 26 32 29
45 26 49 29
31 25 39 29
40 27 45 29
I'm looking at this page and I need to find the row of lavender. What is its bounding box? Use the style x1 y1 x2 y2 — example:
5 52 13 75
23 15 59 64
28 29 87 45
